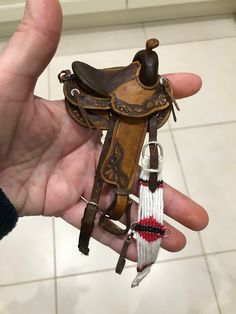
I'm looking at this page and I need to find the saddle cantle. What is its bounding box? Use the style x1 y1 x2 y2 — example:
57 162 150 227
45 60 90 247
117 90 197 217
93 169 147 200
59 38 180 285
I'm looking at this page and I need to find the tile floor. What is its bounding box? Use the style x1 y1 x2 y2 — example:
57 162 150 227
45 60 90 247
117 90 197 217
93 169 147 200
1 14 236 314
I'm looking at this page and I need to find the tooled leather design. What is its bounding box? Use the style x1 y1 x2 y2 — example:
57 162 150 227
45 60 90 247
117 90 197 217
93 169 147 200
65 101 110 129
64 79 111 109
63 74 172 130
111 91 170 118
102 141 129 188
76 94 111 109
66 96 171 131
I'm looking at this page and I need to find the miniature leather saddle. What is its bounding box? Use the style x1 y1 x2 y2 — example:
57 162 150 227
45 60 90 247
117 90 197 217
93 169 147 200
59 39 179 286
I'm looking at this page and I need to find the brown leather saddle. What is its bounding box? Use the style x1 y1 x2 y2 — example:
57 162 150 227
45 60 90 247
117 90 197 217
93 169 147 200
59 38 179 272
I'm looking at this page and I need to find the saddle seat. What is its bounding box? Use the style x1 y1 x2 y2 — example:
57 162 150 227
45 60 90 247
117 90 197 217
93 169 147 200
72 61 139 98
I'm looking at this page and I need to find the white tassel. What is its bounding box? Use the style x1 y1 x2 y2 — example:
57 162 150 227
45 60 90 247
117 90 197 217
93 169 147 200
131 143 165 288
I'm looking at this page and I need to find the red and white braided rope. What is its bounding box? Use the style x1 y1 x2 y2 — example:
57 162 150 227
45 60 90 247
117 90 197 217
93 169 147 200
132 142 166 287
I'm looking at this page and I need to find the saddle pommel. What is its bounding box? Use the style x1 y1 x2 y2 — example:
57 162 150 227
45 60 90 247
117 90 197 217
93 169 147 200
146 38 159 51
133 38 159 87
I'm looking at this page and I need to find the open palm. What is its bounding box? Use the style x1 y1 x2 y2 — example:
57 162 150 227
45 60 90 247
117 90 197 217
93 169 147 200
0 0 208 261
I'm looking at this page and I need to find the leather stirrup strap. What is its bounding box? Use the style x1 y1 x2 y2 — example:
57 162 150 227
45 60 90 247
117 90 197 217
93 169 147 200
148 115 159 192
78 116 116 255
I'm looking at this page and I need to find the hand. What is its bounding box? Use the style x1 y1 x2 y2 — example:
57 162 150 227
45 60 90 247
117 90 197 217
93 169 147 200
0 0 208 261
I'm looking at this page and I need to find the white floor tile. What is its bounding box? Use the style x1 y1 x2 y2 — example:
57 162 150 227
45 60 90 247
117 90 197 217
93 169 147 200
157 131 186 193
173 123 236 253
144 15 236 45
0 280 55 314
57 257 218 314
0 217 54 285
55 218 123 276
157 37 236 128
207 251 236 314
57 24 146 56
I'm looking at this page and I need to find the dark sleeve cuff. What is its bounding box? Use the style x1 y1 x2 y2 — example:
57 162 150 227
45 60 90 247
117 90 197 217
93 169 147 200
0 188 18 240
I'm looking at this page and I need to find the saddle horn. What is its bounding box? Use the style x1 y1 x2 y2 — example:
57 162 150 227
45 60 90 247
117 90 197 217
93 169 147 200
133 38 159 86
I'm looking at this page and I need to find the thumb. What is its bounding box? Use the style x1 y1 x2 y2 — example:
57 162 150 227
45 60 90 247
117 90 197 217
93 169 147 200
0 0 62 93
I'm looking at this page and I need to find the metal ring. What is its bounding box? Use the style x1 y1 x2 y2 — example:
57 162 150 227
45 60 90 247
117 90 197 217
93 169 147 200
163 228 170 238
80 196 104 215
71 88 80 97
130 222 138 231
160 76 168 86
80 196 98 208
142 141 164 160
80 196 88 203
89 201 98 207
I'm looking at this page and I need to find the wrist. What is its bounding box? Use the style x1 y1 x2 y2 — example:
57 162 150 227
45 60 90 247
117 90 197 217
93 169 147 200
0 188 18 240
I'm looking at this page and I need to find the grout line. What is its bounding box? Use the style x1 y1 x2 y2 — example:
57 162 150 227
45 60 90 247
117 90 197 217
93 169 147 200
0 255 205 285
51 254 206 280
1 248 235 288
169 128 189 189
169 125 222 314
0 277 55 288
56 31 236 57
58 13 235 34
170 120 236 132
54 281 58 314
21 250 227 280
147 253 204 265
198 233 222 314
141 21 148 40
206 248 236 256
143 12 236 26
153 35 236 47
